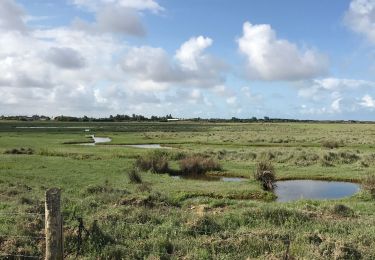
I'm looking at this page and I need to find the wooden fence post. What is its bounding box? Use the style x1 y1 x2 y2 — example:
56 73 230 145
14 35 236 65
45 188 63 260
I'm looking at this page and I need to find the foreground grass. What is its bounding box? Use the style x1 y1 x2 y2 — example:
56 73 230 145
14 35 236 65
0 121 374 259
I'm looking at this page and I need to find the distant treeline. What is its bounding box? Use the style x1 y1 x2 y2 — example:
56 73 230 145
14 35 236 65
0 114 373 123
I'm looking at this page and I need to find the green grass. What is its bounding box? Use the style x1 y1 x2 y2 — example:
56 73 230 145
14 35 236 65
0 121 374 259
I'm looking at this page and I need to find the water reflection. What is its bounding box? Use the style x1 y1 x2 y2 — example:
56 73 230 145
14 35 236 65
275 180 360 202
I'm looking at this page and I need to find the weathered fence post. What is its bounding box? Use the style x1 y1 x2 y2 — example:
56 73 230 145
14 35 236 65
45 188 63 260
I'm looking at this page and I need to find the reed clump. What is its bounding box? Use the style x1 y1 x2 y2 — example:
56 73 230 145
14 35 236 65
179 155 221 175
254 161 276 191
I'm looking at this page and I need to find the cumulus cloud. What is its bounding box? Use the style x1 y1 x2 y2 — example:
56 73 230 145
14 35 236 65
360 94 375 107
175 36 213 70
297 78 375 115
0 0 28 32
238 22 328 81
71 0 164 36
121 36 227 89
73 5 145 36
298 77 374 101
345 0 375 44
45 47 86 69
96 5 145 36
0 1 228 117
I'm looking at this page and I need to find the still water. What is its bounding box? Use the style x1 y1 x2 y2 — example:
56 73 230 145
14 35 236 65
275 180 360 202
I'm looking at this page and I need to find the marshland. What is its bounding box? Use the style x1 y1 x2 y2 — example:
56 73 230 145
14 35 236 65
0 121 374 259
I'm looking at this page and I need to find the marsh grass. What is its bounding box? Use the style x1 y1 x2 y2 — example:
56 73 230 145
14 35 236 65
4 147 34 155
135 150 170 174
127 167 142 184
1 121 375 259
321 140 341 149
179 155 222 175
254 161 276 190
362 175 375 197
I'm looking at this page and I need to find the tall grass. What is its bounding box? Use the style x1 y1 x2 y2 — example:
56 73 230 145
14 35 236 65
127 167 142 184
135 150 170 174
321 140 340 149
362 175 375 197
179 155 221 175
254 161 276 191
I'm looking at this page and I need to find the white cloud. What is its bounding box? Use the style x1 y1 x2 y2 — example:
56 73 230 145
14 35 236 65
345 0 375 44
121 37 226 89
71 0 163 13
96 5 145 36
71 0 164 37
175 36 213 70
360 94 375 107
331 98 342 112
226 96 237 105
0 0 27 32
238 22 328 81
0 2 227 116
73 4 146 36
298 77 374 101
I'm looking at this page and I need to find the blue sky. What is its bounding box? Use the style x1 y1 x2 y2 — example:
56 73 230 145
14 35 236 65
1 0 374 119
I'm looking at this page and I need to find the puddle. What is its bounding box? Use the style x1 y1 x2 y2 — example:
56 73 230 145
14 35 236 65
275 180 360 202
79 135 111 146
171 175 246 182
124 144 172 149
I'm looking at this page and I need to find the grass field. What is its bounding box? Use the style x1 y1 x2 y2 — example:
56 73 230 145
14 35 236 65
0 121 374 259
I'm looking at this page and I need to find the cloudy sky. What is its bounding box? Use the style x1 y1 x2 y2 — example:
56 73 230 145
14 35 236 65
0 0 375 119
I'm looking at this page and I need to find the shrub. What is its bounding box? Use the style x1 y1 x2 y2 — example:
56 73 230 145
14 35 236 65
135 150 169 174
127 167 142 184
362 175 375 197
254 161 276 191
179 155 221 175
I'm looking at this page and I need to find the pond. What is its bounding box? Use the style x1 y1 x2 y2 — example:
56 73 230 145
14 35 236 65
79 136 111 146
124 144 172 149
275 180 360 202
171 175 246 182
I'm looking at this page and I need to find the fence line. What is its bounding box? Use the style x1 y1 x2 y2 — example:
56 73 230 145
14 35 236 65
0 253 42 259
0 212 45 216
0 234 45 240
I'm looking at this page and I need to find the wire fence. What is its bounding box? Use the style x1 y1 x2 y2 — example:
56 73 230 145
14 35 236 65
0 211 45 259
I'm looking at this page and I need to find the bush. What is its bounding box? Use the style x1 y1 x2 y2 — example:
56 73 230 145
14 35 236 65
179 155 221 175
254 161 276 191
135 150 169 174
362 175 375 197
127 167 142 184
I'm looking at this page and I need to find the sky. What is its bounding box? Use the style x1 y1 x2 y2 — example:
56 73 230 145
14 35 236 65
0 0 375 120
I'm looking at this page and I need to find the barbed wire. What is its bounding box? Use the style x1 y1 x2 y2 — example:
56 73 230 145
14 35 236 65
0 234 45 240
0 213 44 216
0 253 42 259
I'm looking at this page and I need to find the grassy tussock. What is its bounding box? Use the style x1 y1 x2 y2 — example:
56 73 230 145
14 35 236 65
179 155 222 175
127 167 142 184
4 147 34 155
135 150 170 174
254 161 276 191
321 140 341 149
362 175 375 197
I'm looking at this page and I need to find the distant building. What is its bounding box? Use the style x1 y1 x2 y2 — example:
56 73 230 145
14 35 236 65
167 118 179 122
